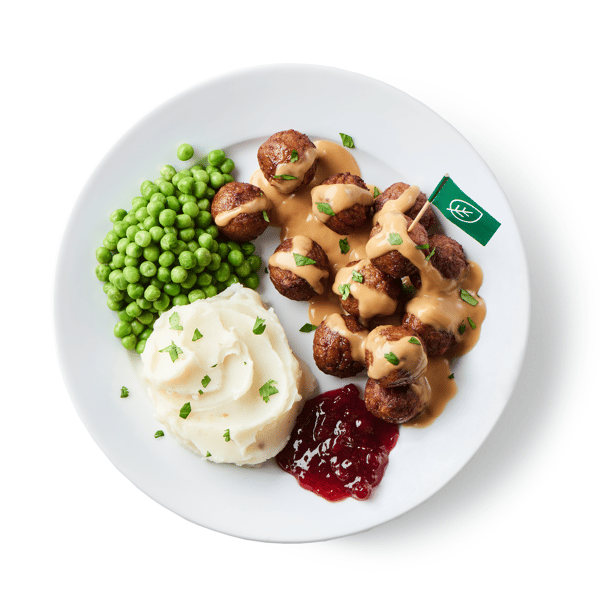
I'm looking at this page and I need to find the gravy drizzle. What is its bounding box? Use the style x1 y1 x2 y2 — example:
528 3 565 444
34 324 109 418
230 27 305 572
251 139 486 427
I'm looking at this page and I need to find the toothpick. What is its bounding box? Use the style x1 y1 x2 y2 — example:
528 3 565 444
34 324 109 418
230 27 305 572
407 174 449 232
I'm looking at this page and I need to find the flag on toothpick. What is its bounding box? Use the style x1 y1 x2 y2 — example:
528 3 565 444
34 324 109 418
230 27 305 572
429 175 500 246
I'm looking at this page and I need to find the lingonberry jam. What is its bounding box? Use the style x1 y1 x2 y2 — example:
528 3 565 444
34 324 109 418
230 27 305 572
276 384 399 501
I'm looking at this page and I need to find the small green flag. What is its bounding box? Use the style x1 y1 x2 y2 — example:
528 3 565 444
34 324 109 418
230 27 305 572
430 175 500 246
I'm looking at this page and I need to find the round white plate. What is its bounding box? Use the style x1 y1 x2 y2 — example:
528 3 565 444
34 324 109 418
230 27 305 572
55 64 529 542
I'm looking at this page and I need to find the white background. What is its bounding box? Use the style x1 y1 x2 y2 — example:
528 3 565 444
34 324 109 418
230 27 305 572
3 1 598 598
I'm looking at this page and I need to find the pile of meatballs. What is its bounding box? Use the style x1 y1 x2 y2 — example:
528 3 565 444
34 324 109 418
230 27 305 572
209 130 470 425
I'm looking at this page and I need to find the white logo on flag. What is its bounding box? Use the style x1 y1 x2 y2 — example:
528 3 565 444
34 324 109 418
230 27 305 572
446 199 483 224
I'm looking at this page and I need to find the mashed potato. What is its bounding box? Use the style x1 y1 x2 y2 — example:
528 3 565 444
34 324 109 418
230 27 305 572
141 285 312 465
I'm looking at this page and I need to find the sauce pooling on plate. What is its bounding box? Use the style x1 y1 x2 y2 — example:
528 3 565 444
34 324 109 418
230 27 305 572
276 384 399 501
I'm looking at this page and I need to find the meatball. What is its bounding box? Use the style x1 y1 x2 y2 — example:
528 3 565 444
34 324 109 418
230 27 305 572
428 234 469 281
401 312 456 358
315 172 372 234
337 260 400 320
369 215 429 280
268 236 329 301
257 129 318 192
364 377 430 424
211 182 270 243
364 325 427 388
313 314 368 378
373 182 436 231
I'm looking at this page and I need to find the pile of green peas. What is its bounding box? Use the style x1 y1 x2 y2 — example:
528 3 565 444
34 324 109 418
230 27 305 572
95 145 263 354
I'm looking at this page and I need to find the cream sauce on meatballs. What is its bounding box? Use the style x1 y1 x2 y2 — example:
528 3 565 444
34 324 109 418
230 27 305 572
311 183 374 223
323 313 368 364
251 138 486 427
213 194 272 227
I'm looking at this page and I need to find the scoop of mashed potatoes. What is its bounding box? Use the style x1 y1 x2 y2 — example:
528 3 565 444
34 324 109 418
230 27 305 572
141 284 312 465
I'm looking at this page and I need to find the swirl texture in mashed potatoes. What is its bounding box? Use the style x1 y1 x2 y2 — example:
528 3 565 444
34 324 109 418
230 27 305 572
141 285 310 465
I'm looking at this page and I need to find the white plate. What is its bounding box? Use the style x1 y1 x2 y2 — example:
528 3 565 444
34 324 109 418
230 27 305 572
54 64 529 542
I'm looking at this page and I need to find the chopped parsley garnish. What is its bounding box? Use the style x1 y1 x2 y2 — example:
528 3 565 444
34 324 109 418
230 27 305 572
206 451 212 457
120 386 129 398
300 323 318 332
273 174 297 180
154 430 164 438
415 243 430 250
169 312 183 330
388 232 403 245
192 328 203 341
460 289 479 306
159 340 183 362
373 186 381 198
351 270 364 283
338 283 351 301
179 402 192 419
339 238 350 254
201 375 211 388
253 317 266 335
468 317 477 330
384 352 400 365
262 210 270 222
259 379 279 403
316 202 335 216
211 364 217 368
448 373 455 380
402 281 416 295
197 389 204 395
408 336 421 345
425 247 436 261
339 133 355 148
290 149 299 163
293 253 316 267
223 429 231 442
458 322 467 334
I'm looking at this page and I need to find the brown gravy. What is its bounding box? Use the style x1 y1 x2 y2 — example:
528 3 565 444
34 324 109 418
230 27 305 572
251 139 486 427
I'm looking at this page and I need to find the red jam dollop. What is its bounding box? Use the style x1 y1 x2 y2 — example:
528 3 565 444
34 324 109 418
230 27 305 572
276 384 399 501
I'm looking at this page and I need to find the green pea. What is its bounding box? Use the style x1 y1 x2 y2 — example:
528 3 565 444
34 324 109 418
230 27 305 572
192 169 210 184
134 230 152 248
121 334 138 350
192 181 207 198
137 311 154 325
110 208 127 223
159 181 175 196
188 289 206 303
143 244 160 262
182 201 200 218
113 220 129 238
122 213 139 226
172 240 187 255
172 294 190 306
137 297 153 310
216 282 226 293
178 250 197 270
177 143 194 161
135 339 147 354
135 207 149 222
125 225 140 242
112 254 126 269
143 216 158 231
227 249 244 267
215 263 231 282
205 164 219 175
206 224 219 238
196 211 212 229
207 149 226 166
103 282 114 294
209 172 225 189
247 254 262 272
114 320 132 338
149 226 165 243
153 293 170 312
236 260 251 279
132 196 148 210
207 253 221 272
179 227 196 242
196 272 212 287
220 158 235 174
158 209 176 227
126 242 143 258
147 200 164 218
113 271 129 291
127 283 144 300
123 266 140 283
107 287 124 303
103 232 119 251
95 264 111 282
222 174 234 184
244 273 260 290
160 232 178 251
107 297 123 311
125 301 142 318
241 242 255 256
140 261 157 278
197 199 211 212
175 214 193 229
166 196 181 212
140 180 159 200
198 232 213 249
159 250 176 267
209 239 219 253
225 274 240 287
130 319 145 336
160 165 177 181
177 176 195 195
187 240 200 253
139 327 153 341
96 247 112 264
180 273 197 290
164 282 181 297
202 285 218 298
116 238 129 255
195 247 212 267
156 266 171 283
144 285 161 302
171 265 188 283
